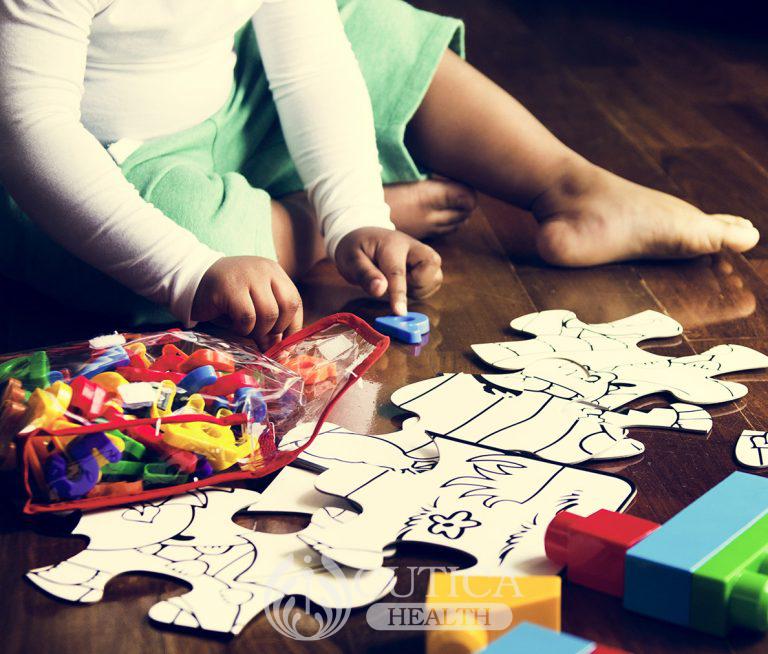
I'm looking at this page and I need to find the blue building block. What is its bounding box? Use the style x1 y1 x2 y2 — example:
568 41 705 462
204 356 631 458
481 623 595 654
374 312 430 344
624 472 768 627
178 365 218 394
79 346 130 379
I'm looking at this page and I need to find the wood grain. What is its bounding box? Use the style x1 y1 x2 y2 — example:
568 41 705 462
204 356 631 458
2 1 767 653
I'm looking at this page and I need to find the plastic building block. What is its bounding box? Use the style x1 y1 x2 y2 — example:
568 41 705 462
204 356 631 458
101 460 145 481
0 356 31 385
374 311 430 344
124 342 151 368
180 349 235 374
69 376 109 420
235 388 267 423
23 382 73 431
198 371 259 397
0 352 51 390
44 432 122 499
117 382 157 409
86 480 143 498
143 462 189 487
690 513 768 635
105 430 145 460
116 367 184 384
178 365 218 394
27 351 51 389
545 509 660 596
624 472 768 627
150 380 177 418
161 419 248 471
125 423 199 473
149 344 188 372
91 372 129 394
479 623 596 654
79 346 130 379
425 574 561 654
283 355 336 384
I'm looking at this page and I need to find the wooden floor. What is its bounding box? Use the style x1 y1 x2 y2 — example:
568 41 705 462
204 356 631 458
2 1 768 653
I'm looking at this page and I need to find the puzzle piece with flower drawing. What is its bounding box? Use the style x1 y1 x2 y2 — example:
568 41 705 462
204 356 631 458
282 419 636 577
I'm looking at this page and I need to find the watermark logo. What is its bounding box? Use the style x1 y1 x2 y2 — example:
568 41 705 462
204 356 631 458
263 553 356 641
367 572 519 632
263 563 522 640
366 602 512 631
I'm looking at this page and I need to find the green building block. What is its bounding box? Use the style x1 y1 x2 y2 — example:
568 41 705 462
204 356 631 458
690 513 768 635
106 429 147 461
101 460 145 481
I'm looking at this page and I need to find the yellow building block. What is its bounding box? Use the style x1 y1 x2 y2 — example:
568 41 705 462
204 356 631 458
425 574 561 654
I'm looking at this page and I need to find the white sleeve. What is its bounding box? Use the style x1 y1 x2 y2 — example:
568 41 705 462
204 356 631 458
0 0 224 325
253 0 395 259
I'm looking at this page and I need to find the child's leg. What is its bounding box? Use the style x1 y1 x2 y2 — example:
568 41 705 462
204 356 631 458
405 50 759 265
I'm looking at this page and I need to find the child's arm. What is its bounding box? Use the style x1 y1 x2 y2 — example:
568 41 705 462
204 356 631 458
253 0 443 314
0 0 301 342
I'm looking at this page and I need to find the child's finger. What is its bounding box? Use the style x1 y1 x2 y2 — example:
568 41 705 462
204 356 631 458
348 249 388 298
228 291 258 337
287 298 304 336
250 287 280 341
407 243 443 299
377 240 410 316
270 278 303 338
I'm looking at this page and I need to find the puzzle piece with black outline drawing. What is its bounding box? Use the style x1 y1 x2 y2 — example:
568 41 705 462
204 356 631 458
471 309 768 408
388 372 711 463
282 420 636 577
26 482 394 636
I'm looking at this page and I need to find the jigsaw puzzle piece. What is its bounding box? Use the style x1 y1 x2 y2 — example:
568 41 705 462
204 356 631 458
297 428 636 578
391 372 709 464
589 438 645 461
27 482 398 637
735 430 768 469
473 309 682 371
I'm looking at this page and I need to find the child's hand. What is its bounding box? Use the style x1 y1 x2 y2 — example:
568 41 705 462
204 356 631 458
192 256 303 351
335 227 443 315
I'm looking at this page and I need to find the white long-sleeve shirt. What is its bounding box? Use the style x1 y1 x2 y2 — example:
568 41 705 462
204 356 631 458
0 0 394 323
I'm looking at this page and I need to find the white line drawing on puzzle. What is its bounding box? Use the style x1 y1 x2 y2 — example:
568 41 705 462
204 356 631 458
388 372 710 463
282 422 635 577
27 484 394 636
471 310 768 407
735 430 768 469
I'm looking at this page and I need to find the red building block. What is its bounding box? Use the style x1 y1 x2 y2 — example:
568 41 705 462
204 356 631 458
199 371 259 397
545 509 660 596
68 376 109 420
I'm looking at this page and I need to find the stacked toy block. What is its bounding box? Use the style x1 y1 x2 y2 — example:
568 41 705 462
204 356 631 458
546 472 768 635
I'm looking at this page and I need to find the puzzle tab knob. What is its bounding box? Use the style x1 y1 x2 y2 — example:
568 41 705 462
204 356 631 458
729 556 768 632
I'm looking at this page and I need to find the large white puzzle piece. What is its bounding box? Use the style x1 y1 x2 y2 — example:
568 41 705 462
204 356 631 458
282 421 636 577
471 310 768 407
27 483 394 636
389 372 711 463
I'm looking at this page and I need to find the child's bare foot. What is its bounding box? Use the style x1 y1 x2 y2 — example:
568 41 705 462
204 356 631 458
532 161 760 266
385 178 477 239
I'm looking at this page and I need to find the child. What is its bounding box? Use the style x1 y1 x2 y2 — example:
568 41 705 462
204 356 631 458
0 0 758 351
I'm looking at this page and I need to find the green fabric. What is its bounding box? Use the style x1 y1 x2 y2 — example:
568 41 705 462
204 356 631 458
0 0 464 326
